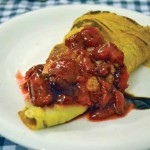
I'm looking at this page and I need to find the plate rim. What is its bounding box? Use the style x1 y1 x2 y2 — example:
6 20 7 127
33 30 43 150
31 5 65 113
0 4 150 150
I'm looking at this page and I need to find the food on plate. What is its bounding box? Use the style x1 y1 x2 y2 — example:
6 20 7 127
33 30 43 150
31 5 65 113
17 11 150 130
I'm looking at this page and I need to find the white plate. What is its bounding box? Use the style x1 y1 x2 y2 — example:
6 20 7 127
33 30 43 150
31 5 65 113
0 5 150 150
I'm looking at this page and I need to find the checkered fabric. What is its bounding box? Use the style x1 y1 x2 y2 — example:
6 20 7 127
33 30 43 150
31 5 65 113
0 0 150 149
0 135 27 150
0 0 150 23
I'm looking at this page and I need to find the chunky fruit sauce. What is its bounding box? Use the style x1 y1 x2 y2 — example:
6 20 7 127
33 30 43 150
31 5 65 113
19 27 130 120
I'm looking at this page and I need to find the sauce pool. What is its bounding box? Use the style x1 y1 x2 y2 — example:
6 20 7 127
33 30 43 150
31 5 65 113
16 71 29 99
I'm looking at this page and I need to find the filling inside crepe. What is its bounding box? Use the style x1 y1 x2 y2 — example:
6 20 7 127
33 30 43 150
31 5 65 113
18 27 130 129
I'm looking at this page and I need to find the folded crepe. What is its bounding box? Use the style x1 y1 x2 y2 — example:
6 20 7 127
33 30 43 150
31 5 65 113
18 11 150 130
67 11 150 73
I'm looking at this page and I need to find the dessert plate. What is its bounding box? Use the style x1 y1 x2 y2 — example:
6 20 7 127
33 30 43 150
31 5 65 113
0 5 150 150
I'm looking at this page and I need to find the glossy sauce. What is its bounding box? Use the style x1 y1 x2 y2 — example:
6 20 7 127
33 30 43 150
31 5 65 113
81 102 134 122
16 71 29 99
18 27 131 121
124 92 150 109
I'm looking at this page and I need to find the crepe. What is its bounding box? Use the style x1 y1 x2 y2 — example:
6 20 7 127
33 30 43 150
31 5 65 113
19 102 87 130
65 11 150 73
18 11 150 130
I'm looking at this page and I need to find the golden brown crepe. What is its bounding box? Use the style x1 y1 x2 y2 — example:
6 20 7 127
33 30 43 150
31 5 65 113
19 102 87 130
65 11 150 73
18 11 150 130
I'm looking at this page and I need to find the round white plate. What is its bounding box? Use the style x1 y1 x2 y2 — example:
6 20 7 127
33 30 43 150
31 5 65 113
0 5 150 150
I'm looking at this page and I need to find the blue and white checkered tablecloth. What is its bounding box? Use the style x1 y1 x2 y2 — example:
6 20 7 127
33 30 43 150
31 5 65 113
0 0 150 24
0 0 150 149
